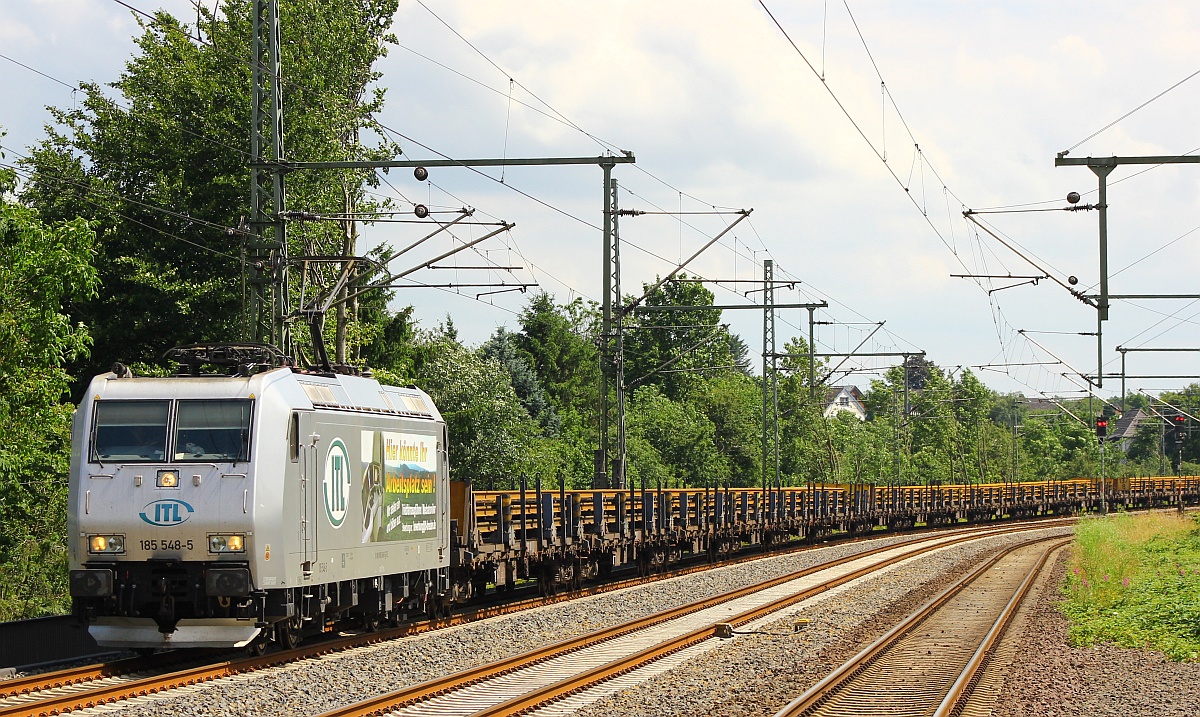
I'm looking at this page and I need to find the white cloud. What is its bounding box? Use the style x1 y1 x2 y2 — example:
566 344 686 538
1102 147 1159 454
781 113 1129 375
5 0 1199 394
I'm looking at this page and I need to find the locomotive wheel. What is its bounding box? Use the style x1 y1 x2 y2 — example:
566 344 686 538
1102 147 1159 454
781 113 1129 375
276 618 302 650
246 633 270 656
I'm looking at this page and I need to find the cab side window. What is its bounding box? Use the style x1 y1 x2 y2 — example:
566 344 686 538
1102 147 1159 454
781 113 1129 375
288 412 299 462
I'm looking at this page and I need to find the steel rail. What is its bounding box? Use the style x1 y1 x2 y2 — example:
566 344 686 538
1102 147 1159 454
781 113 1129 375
0 656 159 699
771 536 1070 717
933 539 1067 717
316 523 1063 717
2 518 1064 714
0 531 831 709
3 520 1074 717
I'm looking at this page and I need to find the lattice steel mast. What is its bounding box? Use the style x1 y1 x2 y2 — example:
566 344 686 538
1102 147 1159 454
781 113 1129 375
247 0 289 352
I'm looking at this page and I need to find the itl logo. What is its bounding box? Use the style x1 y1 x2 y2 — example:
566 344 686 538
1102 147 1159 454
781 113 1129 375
323 438 351 528
140 499 195 526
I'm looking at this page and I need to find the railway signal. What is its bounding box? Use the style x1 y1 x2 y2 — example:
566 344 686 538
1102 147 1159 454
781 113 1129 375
1173 414 1187 444
1095 417 1108 441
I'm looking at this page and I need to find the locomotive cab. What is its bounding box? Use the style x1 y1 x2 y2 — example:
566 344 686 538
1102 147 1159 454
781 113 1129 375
68 381 261 646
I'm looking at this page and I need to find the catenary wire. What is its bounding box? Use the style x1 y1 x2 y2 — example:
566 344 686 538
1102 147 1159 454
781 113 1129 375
1063 67 1200 155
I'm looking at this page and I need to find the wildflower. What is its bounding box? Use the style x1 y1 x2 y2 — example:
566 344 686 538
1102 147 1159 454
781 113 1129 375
1102 574 1109 582
1121 576 1130 587
1081 578 1089 587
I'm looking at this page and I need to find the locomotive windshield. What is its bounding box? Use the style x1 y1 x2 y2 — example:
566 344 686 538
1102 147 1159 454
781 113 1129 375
92 400 170 462
174 400 252 462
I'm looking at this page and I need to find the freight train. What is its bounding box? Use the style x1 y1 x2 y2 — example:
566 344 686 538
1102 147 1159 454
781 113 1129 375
67 346 1200 650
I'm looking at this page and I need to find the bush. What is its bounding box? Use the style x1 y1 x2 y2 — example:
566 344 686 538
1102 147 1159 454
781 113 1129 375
1061 512 1200 661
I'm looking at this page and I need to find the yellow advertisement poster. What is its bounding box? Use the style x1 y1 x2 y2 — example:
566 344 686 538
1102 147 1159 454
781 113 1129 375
360 431 438 543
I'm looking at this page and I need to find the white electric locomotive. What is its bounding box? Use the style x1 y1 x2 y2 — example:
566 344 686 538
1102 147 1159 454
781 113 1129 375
68 346 465 650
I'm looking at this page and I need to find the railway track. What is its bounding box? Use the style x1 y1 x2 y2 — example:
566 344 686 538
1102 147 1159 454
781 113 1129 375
0 521 1067 717
311 523 1062 717
771 536 1069 717
0 519 1063 717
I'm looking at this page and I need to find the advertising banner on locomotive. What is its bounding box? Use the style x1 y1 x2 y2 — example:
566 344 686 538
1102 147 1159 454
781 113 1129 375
361 430 439 544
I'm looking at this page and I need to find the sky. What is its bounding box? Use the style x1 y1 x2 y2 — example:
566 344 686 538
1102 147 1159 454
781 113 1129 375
2 0 1199 406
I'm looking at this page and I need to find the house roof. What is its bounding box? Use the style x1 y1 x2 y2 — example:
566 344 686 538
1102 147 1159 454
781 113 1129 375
1025 398 1059 412
1110 408 1149 439
823 385 864 407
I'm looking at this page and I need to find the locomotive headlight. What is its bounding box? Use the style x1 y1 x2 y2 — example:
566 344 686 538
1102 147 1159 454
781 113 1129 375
157 470 179 488
88 534 125 554
208 533 246 553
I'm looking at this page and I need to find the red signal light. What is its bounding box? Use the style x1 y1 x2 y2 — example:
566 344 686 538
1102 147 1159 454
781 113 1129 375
1173 415 1187 424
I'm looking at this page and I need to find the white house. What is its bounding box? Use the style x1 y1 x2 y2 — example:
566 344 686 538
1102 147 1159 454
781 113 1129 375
823 385 867 421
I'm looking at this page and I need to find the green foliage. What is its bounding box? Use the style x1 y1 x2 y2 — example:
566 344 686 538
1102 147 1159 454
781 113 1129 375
517 293 598 412
480 327 560 435
403 329 538 490
626 385 721 488
360 303 419 379
624 277 749 400
20 0 399 381
0 177 98 619
690 373 762 485
776 337 823 485
1061 512 1200 661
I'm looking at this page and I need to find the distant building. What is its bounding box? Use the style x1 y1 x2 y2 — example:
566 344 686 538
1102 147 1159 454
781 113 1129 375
1109 408 1150 451
824 385 867 421
1025 397 1060 413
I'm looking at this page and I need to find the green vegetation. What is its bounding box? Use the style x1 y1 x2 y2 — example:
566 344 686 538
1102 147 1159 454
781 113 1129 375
0 155 97 620
2 5 1200 620
1062 512 1200 661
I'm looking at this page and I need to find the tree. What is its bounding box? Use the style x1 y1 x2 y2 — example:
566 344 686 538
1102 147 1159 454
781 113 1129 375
20 0 399 385
624 277 748 400
0 158 98 618
517 292 598 412
408 329 537 489
690 373 762 486
480 327 560 434
626 385 721 488
777 337 828 486
360 303 419 379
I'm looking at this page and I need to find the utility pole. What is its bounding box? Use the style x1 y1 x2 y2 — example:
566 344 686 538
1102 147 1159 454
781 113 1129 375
807 306 816 398
598 174 627 490
636 292 823 501
1056 153 1200 388
762 260 779 506
248 0 288 351
247 0 635 379
1113 347 1200 412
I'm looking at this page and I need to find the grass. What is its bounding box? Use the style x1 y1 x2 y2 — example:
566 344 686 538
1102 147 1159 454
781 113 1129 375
1061 511 1200 661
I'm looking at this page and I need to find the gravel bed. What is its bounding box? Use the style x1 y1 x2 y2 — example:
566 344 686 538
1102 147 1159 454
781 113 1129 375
991 551 1200 717
571 526 1072 717
83 525 1049 717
